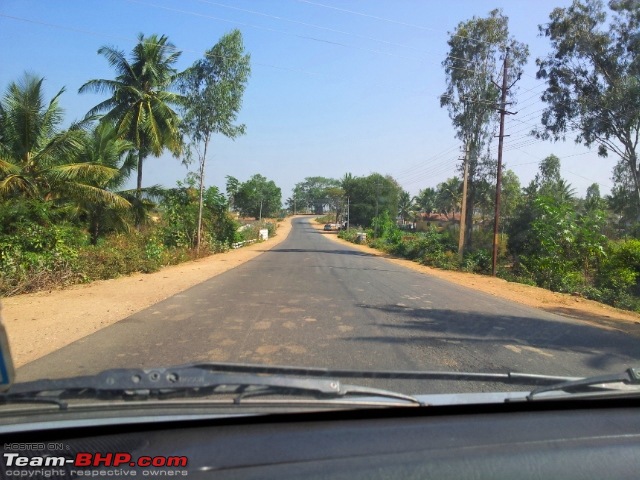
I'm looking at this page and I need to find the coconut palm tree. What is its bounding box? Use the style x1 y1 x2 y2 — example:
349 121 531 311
436 177 462 220
416 187 437 216
79 33 184 195
0 73 128 208
74 122 137 243
397 190 413 225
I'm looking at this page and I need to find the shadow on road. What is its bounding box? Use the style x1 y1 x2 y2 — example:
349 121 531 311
348 304 640 371
257 248 375 257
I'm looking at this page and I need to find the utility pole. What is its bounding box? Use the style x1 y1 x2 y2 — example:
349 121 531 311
491 47 518 276
374 182 381 238
458 141 470 260
347 196 350 230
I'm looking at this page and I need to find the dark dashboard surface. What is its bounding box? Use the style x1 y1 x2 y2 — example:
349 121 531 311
2 399 640 479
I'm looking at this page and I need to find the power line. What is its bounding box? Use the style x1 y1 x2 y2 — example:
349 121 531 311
295 0 509 49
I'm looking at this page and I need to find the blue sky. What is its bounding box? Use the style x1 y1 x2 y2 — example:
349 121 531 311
0 0 612 200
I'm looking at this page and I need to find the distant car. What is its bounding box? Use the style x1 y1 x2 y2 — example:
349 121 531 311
324 224 334 231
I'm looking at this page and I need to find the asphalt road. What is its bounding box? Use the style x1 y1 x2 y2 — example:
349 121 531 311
18 218 640 394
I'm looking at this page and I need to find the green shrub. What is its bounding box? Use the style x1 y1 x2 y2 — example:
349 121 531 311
594 239 640 307
315 215 334 224
462 249 492 274
338 229 360 242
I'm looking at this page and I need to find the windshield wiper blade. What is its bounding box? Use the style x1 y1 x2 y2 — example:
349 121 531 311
527 367 640 400
2 366 423 408
184 361 581 385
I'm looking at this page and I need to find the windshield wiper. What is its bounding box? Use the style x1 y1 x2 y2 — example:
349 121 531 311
6 362 631 410
1 366 423 409
526 367 640 401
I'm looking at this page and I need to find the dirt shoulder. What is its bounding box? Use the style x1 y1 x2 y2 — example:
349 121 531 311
312 222 640 334
2 217 297 368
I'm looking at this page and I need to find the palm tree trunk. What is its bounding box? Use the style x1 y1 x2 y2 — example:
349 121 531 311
136 150 144 196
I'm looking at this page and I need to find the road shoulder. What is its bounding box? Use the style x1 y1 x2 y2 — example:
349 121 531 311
2 217 297 367
310 221 640 334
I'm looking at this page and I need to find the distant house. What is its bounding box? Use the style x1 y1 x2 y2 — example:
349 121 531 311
415 212 460 232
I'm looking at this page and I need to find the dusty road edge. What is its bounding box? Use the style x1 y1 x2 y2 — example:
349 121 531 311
310 220 640 334
3 216 298 367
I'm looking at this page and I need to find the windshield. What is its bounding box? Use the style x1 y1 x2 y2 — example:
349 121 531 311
1 0 640 411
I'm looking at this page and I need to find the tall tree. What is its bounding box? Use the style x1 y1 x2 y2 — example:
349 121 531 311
79 33 184 196
225 175 240 211
75 121 136 244
536 0 640 209
293 177 341 214
340 173 401 227
179 30 251 250
234 174 282 219
0 73 127 208
435 177 462 220
415 187 437 215
397 190 413 225
441 9 528 250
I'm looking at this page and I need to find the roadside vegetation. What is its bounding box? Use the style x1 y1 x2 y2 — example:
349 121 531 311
0 31 284 297
333 153 640 313
297 3 640 313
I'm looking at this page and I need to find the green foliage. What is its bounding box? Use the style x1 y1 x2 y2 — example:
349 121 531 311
435 177 462 219
537 0 640 209
237 221 277 242
371 211 397 239
315 215 334 224
341 172 402 227
462 249 492 274
594 239 640 309
441 8 528 250
234 174 282 219
292 177 341 215
79 33 184 192
0 74 130 210
178 30 250 249
0 199 88 295
515 196 607 292
159 182 236 250
338 229 360 242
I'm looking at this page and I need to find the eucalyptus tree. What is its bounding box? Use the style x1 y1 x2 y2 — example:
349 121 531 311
179 30 251 250
441 9 528 249
79 33 184 196
536 0 640 210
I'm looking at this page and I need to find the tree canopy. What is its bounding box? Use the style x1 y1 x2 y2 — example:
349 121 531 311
536 0 640 208
441 8 529 249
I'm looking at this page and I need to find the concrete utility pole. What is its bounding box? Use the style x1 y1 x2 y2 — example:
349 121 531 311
458 141 470 260
491 47 518 276
347 197 350 230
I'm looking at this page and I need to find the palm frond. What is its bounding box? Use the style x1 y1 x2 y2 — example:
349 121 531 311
78 79 123 97
0 174 38 198
0 157 20 175
48 162 121 184
57 182 132 209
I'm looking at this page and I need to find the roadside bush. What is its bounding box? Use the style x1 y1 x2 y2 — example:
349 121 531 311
0 207 88 295
461 249 492 274
315 215 334 224
594 239 640 308
338 229 360 242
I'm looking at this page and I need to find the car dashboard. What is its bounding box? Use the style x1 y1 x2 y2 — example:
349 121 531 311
1 397 639 479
